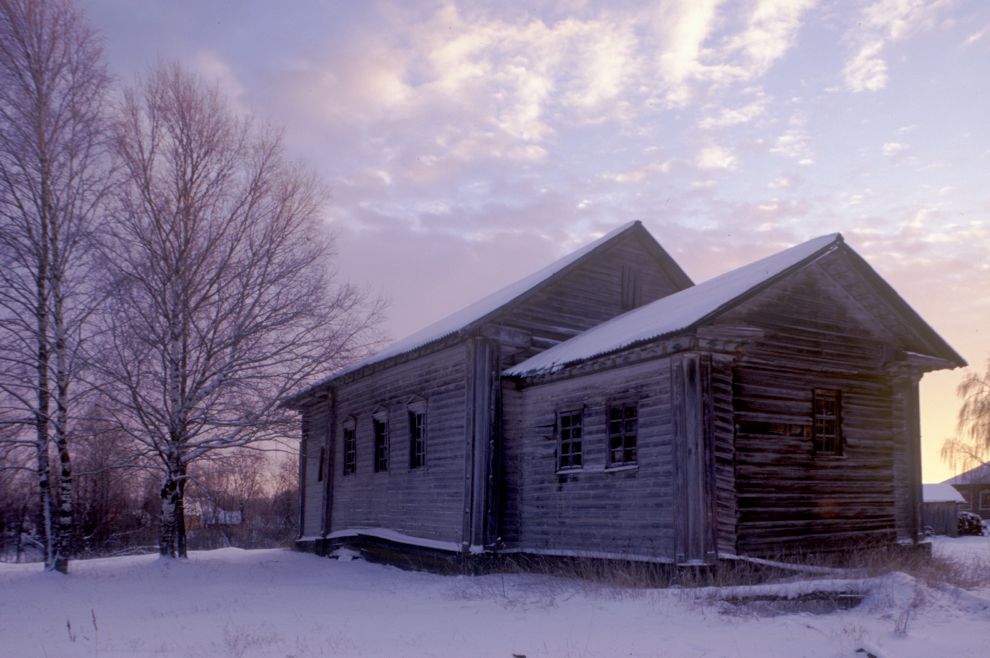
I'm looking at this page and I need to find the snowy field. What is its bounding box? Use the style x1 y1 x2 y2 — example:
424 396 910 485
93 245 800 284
1 538 988 658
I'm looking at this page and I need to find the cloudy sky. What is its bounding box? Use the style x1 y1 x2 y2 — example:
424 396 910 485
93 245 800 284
81 0 988 481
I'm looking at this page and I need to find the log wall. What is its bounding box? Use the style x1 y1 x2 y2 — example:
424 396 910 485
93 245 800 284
717 259 906 556
501 359 676 559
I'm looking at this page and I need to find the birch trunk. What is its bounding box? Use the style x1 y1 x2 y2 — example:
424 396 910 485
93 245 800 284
159 459 188 558
51 218 72 573
34 161 56 570
0 0 111 575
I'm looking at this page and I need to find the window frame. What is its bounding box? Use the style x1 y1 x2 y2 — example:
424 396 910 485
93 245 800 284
606 401 639 468
556 408 584 472
373 410 389 473
812 388 843 456
341 417 356 476
980 490 990 511
408 401 427 470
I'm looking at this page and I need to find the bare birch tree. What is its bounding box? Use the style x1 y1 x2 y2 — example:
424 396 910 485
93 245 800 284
942 358 990 473
98 64 382 558
0 0 111 573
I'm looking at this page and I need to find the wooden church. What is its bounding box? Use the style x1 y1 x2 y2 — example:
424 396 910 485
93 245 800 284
286 222 964 566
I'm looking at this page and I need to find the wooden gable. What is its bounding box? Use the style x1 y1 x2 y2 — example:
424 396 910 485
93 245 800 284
713 244 963 371
484 224 692 367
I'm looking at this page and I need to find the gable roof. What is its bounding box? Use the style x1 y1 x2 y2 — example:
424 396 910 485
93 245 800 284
505 233 965 377
922 483 965 503
286 221 690 404
506 233 841 376
944 463 990 485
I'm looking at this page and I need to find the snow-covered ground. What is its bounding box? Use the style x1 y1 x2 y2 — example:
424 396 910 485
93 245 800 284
1 537 988 657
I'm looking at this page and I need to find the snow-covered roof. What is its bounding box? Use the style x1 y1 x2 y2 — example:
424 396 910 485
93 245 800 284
944 463 990 485
922 483 965 503
288 221 654 402
505 233 841 377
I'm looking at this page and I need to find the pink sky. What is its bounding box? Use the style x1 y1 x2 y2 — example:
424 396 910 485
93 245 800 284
82 0 990 481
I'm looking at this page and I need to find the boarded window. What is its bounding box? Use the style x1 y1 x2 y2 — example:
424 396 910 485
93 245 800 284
373 414 389 472
608 403 638 466
620 266 642 311
317 446 325 482
737 420 807 437
557 410 583 471
981 491 990 511
813 389 842 455
409 409 426 469
342 421 356 475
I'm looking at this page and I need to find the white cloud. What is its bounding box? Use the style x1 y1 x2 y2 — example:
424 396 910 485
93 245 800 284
862 0 951 40
602 161 673 184
654 0 816 106
768 175 792 189
882 141 909 157
843 41 888 92
698 96 768 129
655 0 724 106
696 144 738 170
725 0 818 76
964 26 987 46
770 116 814 163
843 0 953 92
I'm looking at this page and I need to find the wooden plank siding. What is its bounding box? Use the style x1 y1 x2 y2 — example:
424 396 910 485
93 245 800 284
715 257 912 556
501 359 676 560
489 232 690 369
326 344 468 545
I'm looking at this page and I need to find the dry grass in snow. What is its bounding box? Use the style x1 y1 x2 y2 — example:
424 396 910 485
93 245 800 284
0 536 987 657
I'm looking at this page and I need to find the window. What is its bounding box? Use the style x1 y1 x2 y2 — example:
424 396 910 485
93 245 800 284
557 410 583 471
608 403 638 466
373 413 389 472
620 265 642 311
981 491 990 511
813 389 842 455
317 446 325 482
409 409 426 469
342 419 356 475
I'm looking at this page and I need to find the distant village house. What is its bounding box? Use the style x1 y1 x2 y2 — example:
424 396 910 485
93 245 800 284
943 464 990 520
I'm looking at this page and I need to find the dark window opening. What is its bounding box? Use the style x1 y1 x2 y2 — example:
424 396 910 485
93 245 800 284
557 410 583 471
620 265 642 311
373 416 389 472
317 446 325 482
409 410 426 469
737 420 808 437
813 389 842 455
608 403 638 466
342 426 356 475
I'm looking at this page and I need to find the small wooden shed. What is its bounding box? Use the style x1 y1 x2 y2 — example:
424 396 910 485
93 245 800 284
922 483 965 536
